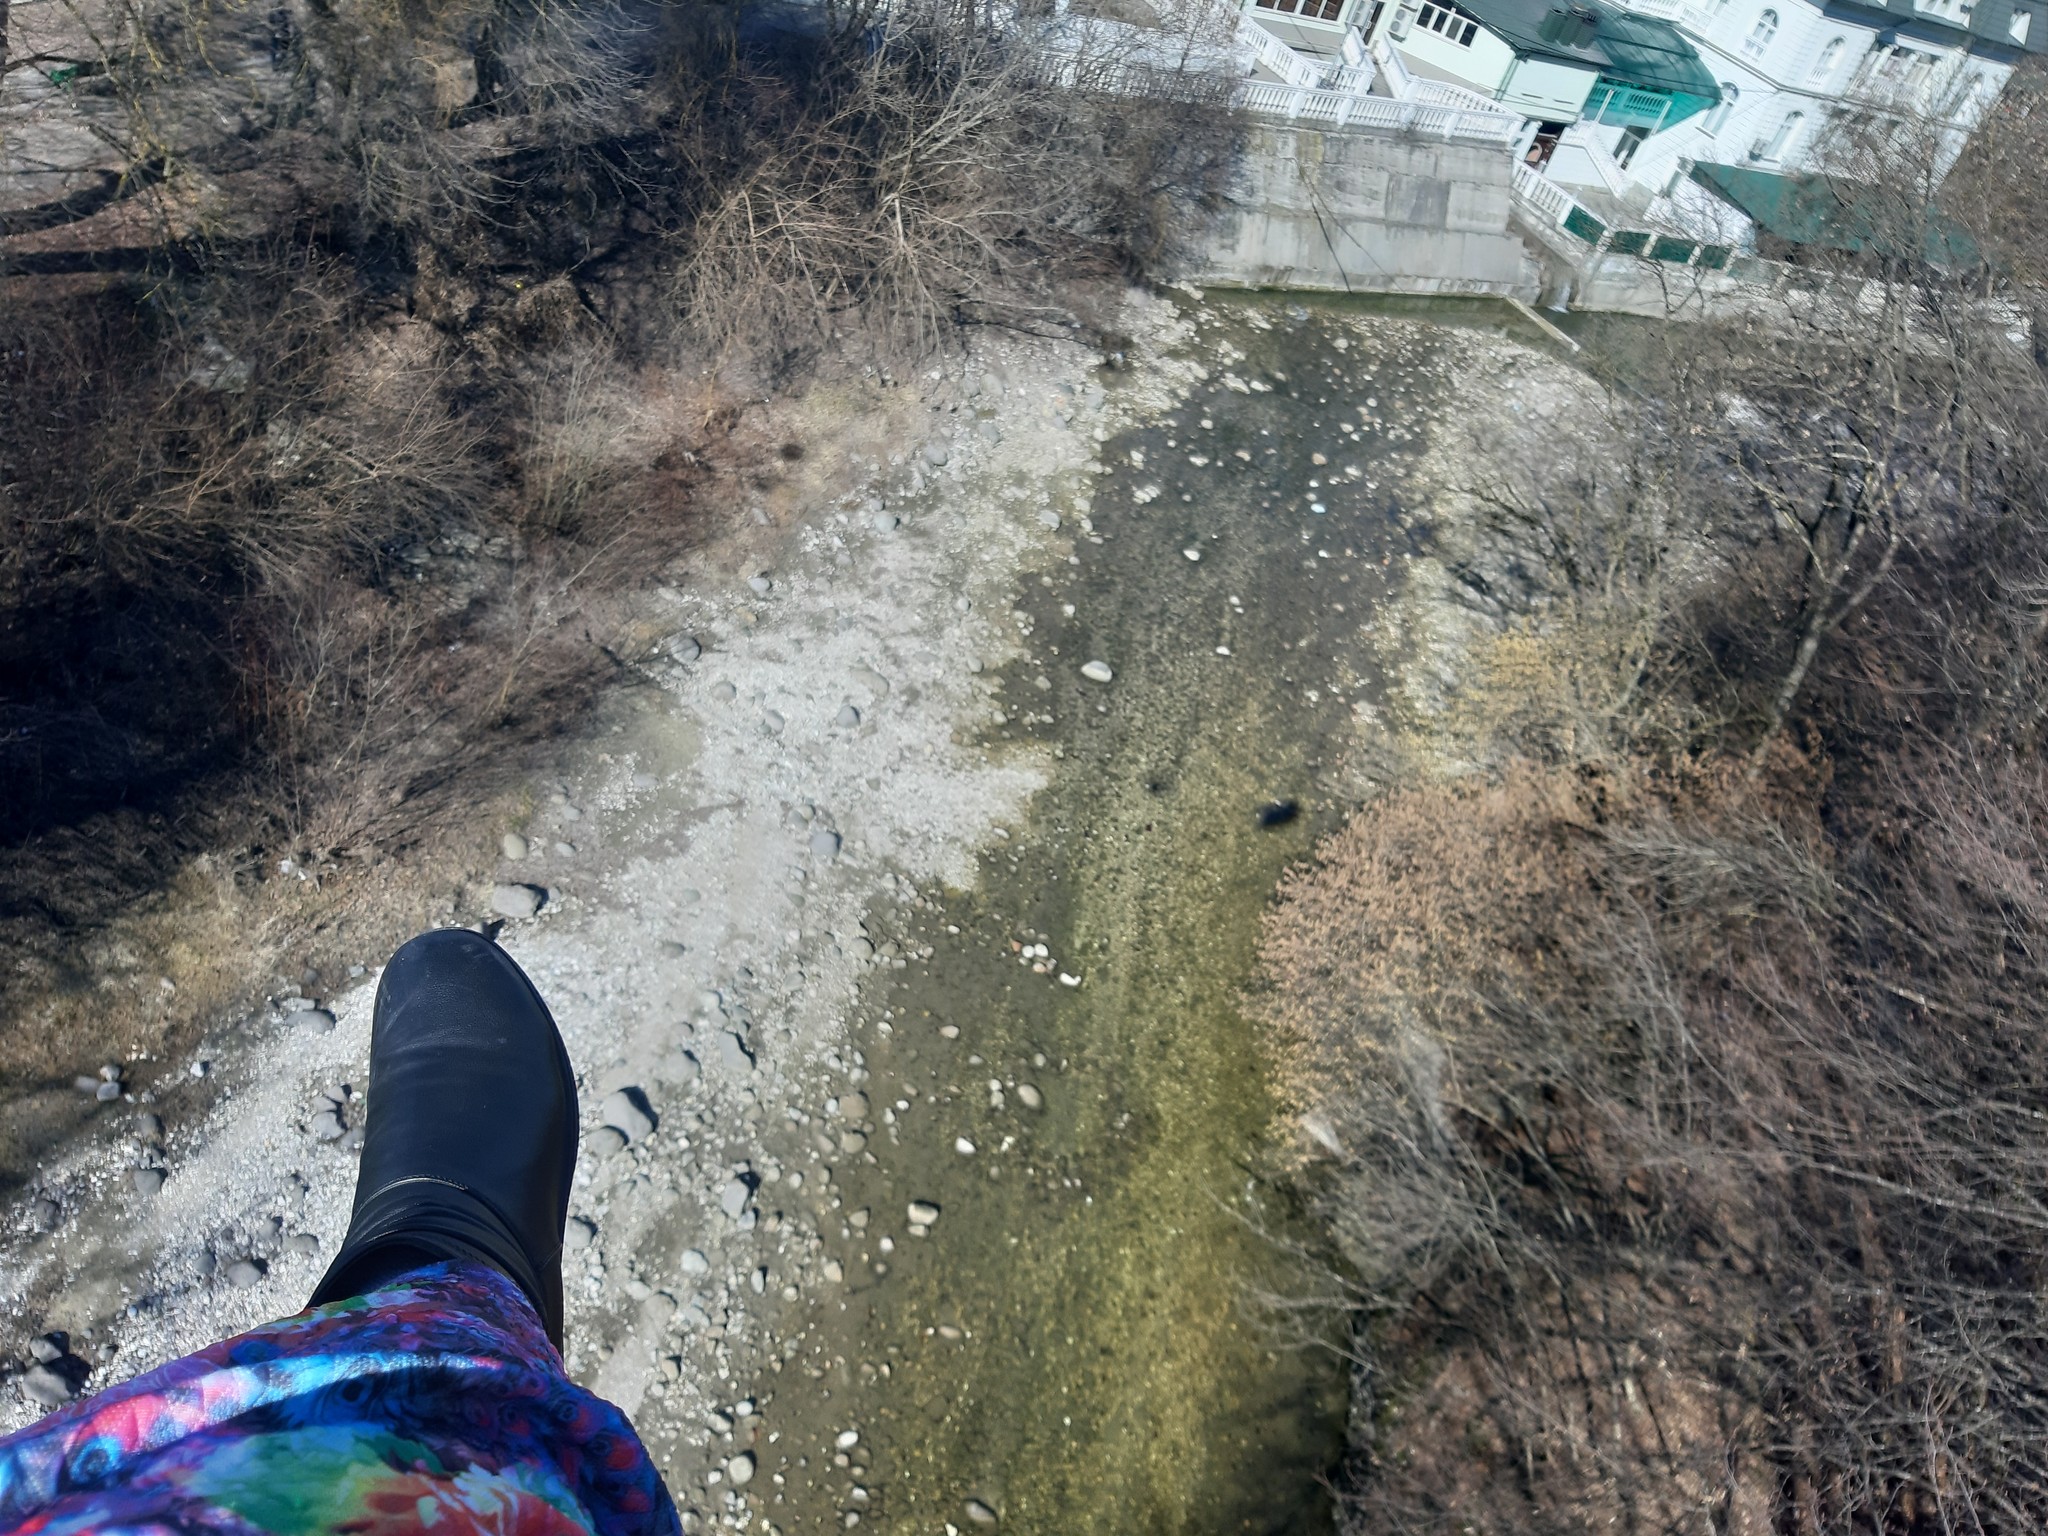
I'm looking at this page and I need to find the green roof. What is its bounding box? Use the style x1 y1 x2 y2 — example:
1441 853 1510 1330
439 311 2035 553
1453 0 1721 99
1689 163 1982 265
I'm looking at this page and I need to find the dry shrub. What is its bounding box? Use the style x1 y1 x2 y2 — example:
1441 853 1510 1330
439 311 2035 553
658 0 1242 363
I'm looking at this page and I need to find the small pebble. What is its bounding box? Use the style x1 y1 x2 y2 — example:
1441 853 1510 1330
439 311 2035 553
907 1200 941 1225
501 832 529 861
965 1499 998 1526
713 682 737 702
835 704 861 728
727 1453 756 1487
680 1249 710 1275
131 1169 165 1197
284 1233 321 1257
1080 660 1113 684
1037 511 1061 531
955 1137 977 1155
748 574 773 595
810 829 843 861
670 635 702 662
1016 1084 1043 1110
311 1109 345 1142
296 1009 336 1035
763 709 785 733
27 1335 64 1365
719 1177 753 1218
588 1126 629 1157
921 442 950 466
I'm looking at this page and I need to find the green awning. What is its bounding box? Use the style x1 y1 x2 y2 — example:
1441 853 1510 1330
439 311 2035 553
1451 0 1721 103
1689 163 1981 265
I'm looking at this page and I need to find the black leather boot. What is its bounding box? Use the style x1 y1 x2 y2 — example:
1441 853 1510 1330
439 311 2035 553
310 928 578 1348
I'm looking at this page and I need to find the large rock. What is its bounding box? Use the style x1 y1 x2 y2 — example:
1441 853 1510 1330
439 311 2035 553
490 884 544 920
601 1088 656 1142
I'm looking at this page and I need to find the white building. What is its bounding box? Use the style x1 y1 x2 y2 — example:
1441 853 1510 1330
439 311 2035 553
1607 0 2046 201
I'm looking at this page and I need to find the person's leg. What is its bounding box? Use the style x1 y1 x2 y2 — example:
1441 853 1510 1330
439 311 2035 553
310 927 578 1347
0 929 679 1536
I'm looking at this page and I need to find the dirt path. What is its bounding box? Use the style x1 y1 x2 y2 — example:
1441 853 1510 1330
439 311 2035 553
0 291 1569 1536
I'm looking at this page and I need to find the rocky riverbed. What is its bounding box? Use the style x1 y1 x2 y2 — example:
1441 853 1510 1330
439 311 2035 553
0 289 1581 1534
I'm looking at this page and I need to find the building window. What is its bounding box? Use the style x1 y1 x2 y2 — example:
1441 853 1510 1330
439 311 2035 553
1702 82 1739 132
2011 7 2032 40
1743 8 1778 56
1258 0 1347 19
1808 37 1844 81
1755 108 1804 159
1415 2 1481 44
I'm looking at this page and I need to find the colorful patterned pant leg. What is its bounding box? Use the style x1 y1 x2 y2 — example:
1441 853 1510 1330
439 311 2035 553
0 1261 678 1536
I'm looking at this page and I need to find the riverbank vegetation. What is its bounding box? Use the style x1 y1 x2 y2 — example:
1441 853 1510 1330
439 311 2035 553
0 0 1237 1077
1260 74 2048 1535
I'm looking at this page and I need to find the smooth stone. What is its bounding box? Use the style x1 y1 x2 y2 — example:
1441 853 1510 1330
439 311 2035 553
601 1088 656 1142
22 1365 75 1407
1183 547 1202 561
835 704 861 728
965 1499 998 1525
1080 660 1113 683
280 997 318 1013
727 1453 756 1487
873 513 899 532
501 832 529 861
907 1200 941 1225
680 1248 710 1276
822 1258 845 1283
921 442 950 466
670 635 702 662
588 1126 629 1157
978 420 1001 444
1015 1083 1043 1110
810 829 842 861
836 1429 861 1449
95 1081 121 1102
838 1131 868 1155
131 1168 165 1196
491 884 544 920
717 1032 756 1073
763 710 785 733
748 574 773 595
719 1177 753 1218
296 1009 336 1035
837 1091 870 1120
955 1137 977 1155
225 1259 265 1288
713 682 737 702
1037 510 1061 530
638 1291 679 1331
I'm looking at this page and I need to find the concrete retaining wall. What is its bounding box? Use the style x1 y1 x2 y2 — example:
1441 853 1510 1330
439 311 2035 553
1195 121 1534 296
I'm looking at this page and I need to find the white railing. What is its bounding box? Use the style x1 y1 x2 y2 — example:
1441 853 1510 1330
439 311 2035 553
1613 0 1718 32
1557 121 1630 196
1238 77 1520 141
1512 160 1577 225
1406 74 1506 113
1236 15 1322 88
1370 33 1414 94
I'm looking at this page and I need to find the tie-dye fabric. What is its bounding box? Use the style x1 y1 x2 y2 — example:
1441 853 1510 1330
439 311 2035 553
0 1261 678 1536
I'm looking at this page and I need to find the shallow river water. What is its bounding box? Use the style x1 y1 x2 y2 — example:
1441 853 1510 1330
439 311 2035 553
760 296 1514 1535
